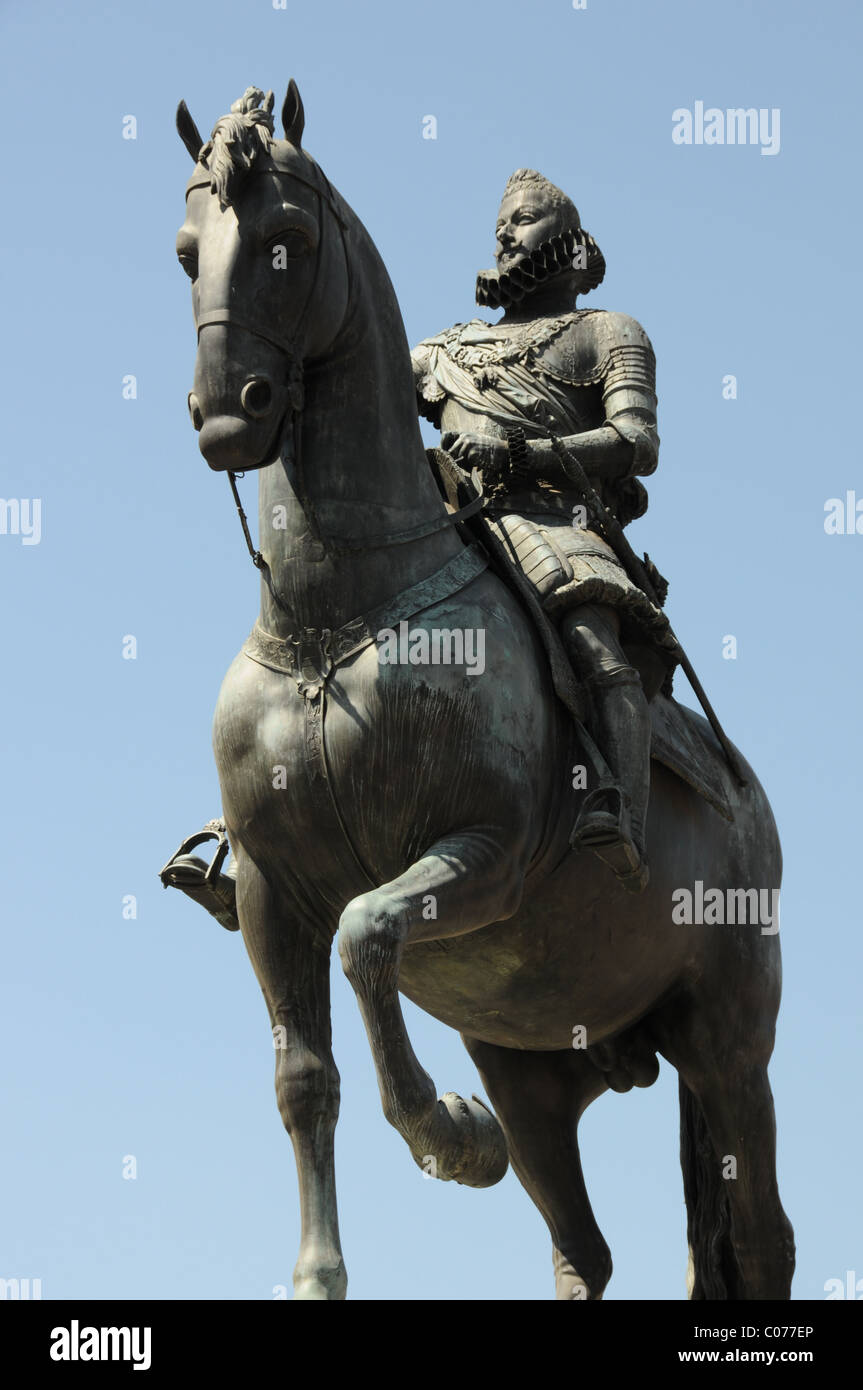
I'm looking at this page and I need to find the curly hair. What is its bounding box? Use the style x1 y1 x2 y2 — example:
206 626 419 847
501 169 581 229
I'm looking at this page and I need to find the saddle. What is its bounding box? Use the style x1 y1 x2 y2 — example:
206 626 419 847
648 695 733 822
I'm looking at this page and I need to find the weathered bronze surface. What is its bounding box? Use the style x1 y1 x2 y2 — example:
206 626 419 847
163 83 793 1300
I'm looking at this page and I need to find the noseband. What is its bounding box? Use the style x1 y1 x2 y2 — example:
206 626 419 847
196 308 303 362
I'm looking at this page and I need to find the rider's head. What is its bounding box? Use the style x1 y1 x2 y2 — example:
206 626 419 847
494 169 581 271
477 169 605 312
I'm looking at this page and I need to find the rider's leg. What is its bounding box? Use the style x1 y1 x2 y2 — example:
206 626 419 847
560 603 651 891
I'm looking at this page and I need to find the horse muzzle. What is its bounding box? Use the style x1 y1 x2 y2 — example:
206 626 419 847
189 313 300 471
190 371 287 472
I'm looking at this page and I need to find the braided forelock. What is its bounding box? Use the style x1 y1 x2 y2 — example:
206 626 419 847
199 87 275 210
502 168 581 228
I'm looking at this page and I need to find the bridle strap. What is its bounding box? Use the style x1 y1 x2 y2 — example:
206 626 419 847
186 164 348 228
227 470 264 569
319 486 486 551
196 309 300 361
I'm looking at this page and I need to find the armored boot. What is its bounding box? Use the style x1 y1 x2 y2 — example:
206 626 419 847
570 667 651 893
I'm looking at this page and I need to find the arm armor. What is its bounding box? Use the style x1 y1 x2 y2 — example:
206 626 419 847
524 325 659 485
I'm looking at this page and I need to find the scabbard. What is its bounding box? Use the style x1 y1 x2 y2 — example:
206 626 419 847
547 433 748 787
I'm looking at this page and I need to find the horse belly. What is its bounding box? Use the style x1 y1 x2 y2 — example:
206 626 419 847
398 763 755 1050
398 877 691 1050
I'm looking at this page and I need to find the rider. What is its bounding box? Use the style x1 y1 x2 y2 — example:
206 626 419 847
410 169 678 892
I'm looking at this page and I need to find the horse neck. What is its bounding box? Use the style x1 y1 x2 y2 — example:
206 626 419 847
257 217 461 634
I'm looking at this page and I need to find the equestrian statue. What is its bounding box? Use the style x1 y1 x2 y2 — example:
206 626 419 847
159 82 794 1301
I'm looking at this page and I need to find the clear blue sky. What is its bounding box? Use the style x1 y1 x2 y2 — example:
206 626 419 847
1 0 860 1301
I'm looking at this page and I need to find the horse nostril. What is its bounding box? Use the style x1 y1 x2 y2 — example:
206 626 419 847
188 392 203 431
240 377 273 419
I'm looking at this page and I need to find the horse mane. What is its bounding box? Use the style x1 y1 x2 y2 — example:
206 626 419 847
199 87 276 209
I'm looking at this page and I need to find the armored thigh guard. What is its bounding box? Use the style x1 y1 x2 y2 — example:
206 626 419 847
487 511 678 689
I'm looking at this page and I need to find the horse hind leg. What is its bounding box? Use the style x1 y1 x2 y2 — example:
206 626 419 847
684 1063 794 1299
659 994 795 1300
234 849 346 1300
337 830 526 1190
463 1037 613 1300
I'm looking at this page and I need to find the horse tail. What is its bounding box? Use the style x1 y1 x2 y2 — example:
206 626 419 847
679 1078 737 1299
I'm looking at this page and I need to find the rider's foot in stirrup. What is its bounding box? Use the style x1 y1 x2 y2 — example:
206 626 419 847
570 786 649 894
159 819 241 931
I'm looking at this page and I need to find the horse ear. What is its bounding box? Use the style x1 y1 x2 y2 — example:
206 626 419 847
282 79 305 147
176 100 204 163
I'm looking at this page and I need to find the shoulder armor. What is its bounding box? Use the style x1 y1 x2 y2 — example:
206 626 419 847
593 309 655 356
589 311 657 407
553 309 654 389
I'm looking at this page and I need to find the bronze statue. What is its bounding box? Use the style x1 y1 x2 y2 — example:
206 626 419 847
162 83 794 1301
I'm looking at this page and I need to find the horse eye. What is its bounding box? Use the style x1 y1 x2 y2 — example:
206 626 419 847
268 228 310 259
178 251 198 281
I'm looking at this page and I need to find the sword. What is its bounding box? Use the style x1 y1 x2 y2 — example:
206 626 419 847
547 433 749 788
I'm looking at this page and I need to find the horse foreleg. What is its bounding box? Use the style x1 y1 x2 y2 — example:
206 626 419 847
337 832 524 1189
235 851 346 1300
463 1037 613 1299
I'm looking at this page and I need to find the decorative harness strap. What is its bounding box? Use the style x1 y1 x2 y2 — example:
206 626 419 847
243 543 488 698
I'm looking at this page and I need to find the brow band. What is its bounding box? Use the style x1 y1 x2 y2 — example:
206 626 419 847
185 165 347 226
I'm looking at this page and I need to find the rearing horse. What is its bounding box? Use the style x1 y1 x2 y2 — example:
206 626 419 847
172 81 794 1300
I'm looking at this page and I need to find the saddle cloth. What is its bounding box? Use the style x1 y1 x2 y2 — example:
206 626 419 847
649 693 734 822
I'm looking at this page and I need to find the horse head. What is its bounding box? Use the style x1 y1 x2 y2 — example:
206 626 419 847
175 83 350 474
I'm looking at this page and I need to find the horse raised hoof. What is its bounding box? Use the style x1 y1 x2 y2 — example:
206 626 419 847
411 1092 509 1189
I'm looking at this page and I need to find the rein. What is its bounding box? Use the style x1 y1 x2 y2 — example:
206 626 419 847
226 463 487 570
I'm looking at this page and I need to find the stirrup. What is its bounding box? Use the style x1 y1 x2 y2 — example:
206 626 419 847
570 787 649 894
158 818 240 931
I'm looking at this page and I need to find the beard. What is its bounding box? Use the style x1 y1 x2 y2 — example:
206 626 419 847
476 225 605 310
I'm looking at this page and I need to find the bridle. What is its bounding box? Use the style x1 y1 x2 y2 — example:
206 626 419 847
188 161 483 576
188 162 336 568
